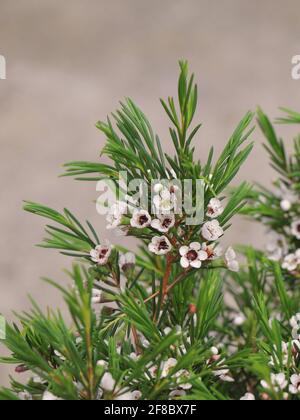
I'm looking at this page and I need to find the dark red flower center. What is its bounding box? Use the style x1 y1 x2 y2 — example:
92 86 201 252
158 240 169 251
187 250 198 261
99 249 108 258
162 217 172 229
139 215 149 225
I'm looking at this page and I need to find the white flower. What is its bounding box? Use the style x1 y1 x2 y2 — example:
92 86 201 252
147 365 159 379
106 201 127 230
90 243 112 265
169 389 186 398
18 391 33 401
179 242 208 269
291 220 300 240
206 198 224 219
153 183 164 194
151 214 175 233
201 243 223 260
148 236 172 255
210 346 219 356
240 392 255 401
225 247 240 272
289 374 300 394
261 373 287 392
201 220 224 242
129 352 140 361
100 372 116 391
290 313 300 329
130 210 151 229
42 391 61 401
280 200 291 212
290 313 300 341
282 251 300 272
97 360 108 369
153 186 177 214
161 358 177 378
233 313 246 326
91 289 102 304
175 369 192 390
266 233 287 262
278 183 297 208
115 390 142 400
213 368 234 383
119 252 136 271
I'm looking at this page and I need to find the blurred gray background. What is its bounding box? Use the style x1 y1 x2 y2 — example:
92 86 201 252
0 0 300 386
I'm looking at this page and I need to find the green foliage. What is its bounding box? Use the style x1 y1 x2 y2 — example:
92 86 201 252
4 62 300 401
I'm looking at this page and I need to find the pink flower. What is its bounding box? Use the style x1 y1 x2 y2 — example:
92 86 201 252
90 243 112 265
179 242 208 269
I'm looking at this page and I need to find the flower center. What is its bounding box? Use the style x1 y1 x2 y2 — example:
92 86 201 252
139 215 149 225
206 247 214 259
187 250 198 261
158 240 169 250
162 218 172 229
297 224 300 233
99 249 108 258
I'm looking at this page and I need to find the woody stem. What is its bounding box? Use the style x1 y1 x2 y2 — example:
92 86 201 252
162 254 173 300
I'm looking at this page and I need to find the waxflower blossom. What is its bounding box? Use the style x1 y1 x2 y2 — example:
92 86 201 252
225 247 240 272
151 214 175 233
240 393 255 401
153 185 177 214
201 243 223 260
290 313 300 329
18 391 33 401
278 183 297 212
169 389 186 398
266 233 287 262
115 390 142 401
92 288 102 304
119 252 136 271
233 313 246 326
179 242 208 269
100 372 116 391
206 198 224 219
280 200 291 212
201 220 224 242
90 243 112 265
213 368 234 383
289 374 300 395
106 201 127 230
261 373 287 392
130 210 151 229
42 391 61 401
175 369 192 390
208 348 234 382
282 251 300 272
161 358 177 378
148 236 172 255
290 313 300 341
291 220 300 240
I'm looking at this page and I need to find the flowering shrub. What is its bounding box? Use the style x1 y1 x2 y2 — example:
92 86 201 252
1 63 300 401
243 108 300 280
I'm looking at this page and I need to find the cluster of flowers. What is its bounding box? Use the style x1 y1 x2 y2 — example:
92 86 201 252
24 341 238 401
253 313 300 400
91 184 239 273
265 183 300 273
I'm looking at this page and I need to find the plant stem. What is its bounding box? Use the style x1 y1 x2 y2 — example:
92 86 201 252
144 269 190 304
162 255 173 300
